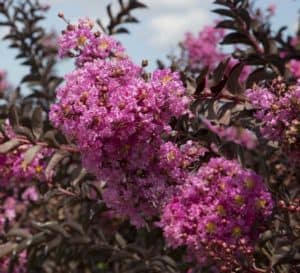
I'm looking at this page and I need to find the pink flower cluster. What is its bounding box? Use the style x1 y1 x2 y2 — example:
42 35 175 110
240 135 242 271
51 19 193 226
283 37 300 78
0 188 38 233
0 147 53 187
0 251 27 273
288 60 300 78
58 18 125 66
0 187 35 272
183 25 226 70
202 118 257 149
0 127 53 187
182 24 251 81
160 157 273 270
246 78 300 161
1 189 36 273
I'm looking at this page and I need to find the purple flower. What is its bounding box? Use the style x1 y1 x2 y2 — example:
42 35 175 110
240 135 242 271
160 157 273 269
51 19 192 226
202 118 257 149
246 79 300 162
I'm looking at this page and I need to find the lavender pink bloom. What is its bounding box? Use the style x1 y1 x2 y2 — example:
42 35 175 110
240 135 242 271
51 18 193 226
0 125 54 187
246 79 300 162
58 18 126 67
202 118 257 149
182 24 251 82
160 157 273 269
183 25 226 70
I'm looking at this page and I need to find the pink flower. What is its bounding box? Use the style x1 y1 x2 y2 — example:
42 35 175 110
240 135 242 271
182 24 251 81
51 18 192 226
288 60 300 78
160 157 273 270
183 25 226 69
58 18 126 67
246 78 300 162
202 118 257 149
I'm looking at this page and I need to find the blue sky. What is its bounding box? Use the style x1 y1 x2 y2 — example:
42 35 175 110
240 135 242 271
0 0 299 85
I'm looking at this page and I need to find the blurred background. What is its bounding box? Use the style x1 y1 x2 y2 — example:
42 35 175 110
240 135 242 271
1 0 299 84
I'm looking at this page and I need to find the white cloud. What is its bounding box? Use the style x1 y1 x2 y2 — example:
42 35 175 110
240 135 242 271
144 0 199 9
147 9 210 47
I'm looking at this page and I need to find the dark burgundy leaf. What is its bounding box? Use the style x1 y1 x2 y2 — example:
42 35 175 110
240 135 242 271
221 32 251 45
0 139 20 153
226 62 244 94
246 68 276 88
22 145 42 166
216 20 238 31
211 76 228 94
31 107 44 140
212 8 235 18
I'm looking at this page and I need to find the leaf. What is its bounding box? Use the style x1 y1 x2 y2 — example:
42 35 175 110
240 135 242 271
62 220 85 235
213 58 230 83
271 246 293 267
115 233 127 248
226 62 244 94
31 107 43 140
114 27 129 34
106 4 113 20
0 242 17 258
154 256 177 269
21 74 41 83
44 236 62 254
195 66 209 96
212 8 235 18
0 139 20 153
237 8 251 29
8 105 20 128
14 126 35 142
45 151 69 180
213 0 229 6
124 16 139 23
130 0 147 9
217 102 235 119
71 168 88 186
211 76 228 95
266 39 279 55
216 20 238 30
246 68 276 88
7 228 31 238
43 130 61 147
118 0 125 9
221 32 251 45
22 145 42 166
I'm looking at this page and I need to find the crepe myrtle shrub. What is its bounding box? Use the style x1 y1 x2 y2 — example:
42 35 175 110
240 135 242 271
0 0 299 272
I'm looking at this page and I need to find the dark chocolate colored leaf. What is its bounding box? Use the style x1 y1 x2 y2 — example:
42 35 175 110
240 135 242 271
22 145 42 166
227 62 244 94
0 139 20 153
31 107 44 140
221 32 251 45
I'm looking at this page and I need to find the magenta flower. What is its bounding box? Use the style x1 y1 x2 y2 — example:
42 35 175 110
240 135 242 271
246 79 300 162
51 18 192 226
202 118 257 149
58 18 126 67
160 157 273 269
183 25 226 69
